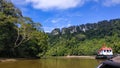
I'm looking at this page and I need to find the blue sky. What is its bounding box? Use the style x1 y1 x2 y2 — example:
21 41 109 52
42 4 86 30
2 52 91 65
11 0 120 32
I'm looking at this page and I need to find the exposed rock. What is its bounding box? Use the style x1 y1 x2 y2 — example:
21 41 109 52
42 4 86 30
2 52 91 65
68 26 77 34
51 28 60 35
61 28 70 34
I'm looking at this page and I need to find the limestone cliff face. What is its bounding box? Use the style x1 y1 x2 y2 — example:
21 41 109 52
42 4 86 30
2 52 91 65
51 25 93 35
51 24 94 35
68 26 77 34
50 19 120 36
61 28 68 34
51 28 60 35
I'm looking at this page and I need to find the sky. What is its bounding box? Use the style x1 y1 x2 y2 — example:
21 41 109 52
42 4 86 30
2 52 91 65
11 0 120 32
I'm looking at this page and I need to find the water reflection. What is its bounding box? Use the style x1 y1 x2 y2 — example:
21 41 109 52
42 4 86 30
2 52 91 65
96 59 105 63
0 58 101 68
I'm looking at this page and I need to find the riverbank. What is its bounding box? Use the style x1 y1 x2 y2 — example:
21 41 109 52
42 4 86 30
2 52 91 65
66 55 95 59
0 58 39 62
0 58 17 62
0 56 95 62
44 56 96 59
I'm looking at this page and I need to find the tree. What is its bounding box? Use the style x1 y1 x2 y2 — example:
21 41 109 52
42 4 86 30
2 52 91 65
0 0 48 58
14 17 40 48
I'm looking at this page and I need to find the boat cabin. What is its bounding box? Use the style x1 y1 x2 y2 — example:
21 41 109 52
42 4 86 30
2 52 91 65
98 45 113 55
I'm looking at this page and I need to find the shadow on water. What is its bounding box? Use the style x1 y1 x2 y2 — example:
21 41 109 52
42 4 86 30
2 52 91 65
0 58 104 68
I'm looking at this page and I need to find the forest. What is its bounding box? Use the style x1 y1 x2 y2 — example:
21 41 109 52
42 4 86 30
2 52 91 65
47 19 120 56
0 0 120 58
0 0 48 58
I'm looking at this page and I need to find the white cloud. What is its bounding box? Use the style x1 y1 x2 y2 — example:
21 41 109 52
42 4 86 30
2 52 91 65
103 0 120 6
43 16 72 32
67 24 72 27
43 27 54 33
51 20 58 23
25 0 85 10
11 0 120 11
51 18 63 23
43 11 82 32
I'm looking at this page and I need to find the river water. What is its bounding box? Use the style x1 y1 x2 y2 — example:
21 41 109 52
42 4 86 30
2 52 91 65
0 58 103 68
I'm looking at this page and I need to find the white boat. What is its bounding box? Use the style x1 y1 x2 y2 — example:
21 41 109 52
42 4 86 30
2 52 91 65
96 44 113 59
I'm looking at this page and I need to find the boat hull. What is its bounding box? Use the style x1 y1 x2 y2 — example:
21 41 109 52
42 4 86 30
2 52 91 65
95 55 113 59
97 60 120 68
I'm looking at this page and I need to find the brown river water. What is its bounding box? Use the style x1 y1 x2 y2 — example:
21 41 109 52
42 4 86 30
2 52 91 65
0 58 104 68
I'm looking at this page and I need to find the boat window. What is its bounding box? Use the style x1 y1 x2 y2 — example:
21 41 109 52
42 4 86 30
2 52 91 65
107 50 109 52
110 50 111 52
104 50 106 52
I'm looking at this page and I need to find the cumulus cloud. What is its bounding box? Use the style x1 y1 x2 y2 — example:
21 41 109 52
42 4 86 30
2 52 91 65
25 0 85 10
103 0 120 6
11 0 120 11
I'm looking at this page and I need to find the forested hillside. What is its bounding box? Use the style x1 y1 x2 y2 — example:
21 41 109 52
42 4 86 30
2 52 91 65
0 0 48 58
46 19 120 56
0 0 120 58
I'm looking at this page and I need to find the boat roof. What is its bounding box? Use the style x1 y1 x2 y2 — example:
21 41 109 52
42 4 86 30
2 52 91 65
99 45 112 50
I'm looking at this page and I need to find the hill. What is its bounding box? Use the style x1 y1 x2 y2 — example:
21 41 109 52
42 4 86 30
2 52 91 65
46 18 120 56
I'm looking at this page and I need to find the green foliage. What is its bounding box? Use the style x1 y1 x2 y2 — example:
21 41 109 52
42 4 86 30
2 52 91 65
0 0 48 58
1 0 120 58
46 19 120 56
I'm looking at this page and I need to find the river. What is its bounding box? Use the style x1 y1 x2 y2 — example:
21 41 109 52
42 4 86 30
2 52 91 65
0 57 103 68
